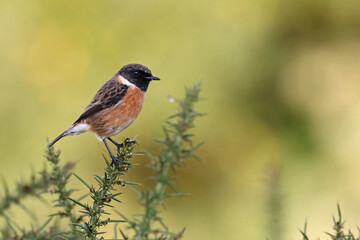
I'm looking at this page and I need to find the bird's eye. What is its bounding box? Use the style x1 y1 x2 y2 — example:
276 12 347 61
133 71 139 76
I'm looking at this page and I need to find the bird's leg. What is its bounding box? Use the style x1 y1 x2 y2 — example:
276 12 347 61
107 137 124 150
103 138 132 167
103 138 119 166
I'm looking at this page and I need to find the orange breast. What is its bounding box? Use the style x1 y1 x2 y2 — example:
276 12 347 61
87 86 146 138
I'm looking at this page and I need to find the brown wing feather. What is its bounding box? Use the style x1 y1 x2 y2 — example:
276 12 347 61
74 78 129 124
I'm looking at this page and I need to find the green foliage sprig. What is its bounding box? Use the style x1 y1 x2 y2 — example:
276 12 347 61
0 147 80 239
121 81 204 240
0 139 138 240
300 204 360 240
69 140 137 239
45 147 82 230
0 147 73 218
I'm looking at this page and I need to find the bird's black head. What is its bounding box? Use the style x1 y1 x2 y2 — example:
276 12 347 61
118 64 160 91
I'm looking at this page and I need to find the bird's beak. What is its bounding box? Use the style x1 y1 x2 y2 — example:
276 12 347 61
146 75 160 81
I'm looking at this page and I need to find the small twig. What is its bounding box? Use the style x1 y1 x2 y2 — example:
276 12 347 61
125 81 203 239
69 138 137 239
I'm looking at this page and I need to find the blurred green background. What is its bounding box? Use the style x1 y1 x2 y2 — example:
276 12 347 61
2 0 360 239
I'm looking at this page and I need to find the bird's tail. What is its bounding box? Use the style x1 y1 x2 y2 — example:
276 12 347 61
48 130 69 148
48 123 90 148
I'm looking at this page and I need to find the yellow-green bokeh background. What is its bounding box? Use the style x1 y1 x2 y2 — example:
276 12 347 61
2 0 360 239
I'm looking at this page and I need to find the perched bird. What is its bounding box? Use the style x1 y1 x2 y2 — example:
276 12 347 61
48 63 160 164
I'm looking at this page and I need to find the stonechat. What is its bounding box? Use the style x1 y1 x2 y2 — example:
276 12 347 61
48 63 160 164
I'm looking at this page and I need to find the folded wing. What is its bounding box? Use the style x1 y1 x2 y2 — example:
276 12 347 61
74 79 129 124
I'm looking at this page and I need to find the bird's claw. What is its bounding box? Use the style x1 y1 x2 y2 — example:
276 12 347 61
113 138 137 151
110 154 131 168
106 137 136 168
124 138 137 147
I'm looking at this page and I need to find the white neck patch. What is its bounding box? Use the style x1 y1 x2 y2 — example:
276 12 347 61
119 75 136 87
